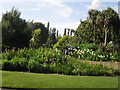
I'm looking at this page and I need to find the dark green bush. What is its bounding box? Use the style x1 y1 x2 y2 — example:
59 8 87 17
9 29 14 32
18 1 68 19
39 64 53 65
2 60 14 71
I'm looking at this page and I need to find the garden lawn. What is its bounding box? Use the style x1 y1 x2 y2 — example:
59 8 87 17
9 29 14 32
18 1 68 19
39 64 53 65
1 71 118 88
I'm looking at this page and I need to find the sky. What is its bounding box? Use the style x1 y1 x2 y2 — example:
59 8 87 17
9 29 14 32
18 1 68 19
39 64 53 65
0 0 119 35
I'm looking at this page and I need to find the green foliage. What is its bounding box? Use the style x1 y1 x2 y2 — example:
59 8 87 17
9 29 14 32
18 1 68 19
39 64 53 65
53 35 70 48
1 47 120 76
1 7 120 77
29 29 42 48
53 43 61 48
27 59 42 72
74 7 120 48
70 44 120 61
72 43 97 50
2 8 49 50
33 22 49 44
46 28 57 47
2 58 28 71
75 20 93 44
2 60 13 70
2 7 32 49
29 22 49 48
71 61 114 76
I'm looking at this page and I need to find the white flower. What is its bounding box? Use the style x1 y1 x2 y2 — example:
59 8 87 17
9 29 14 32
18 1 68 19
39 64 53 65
98 55 104 58
84 49 86 51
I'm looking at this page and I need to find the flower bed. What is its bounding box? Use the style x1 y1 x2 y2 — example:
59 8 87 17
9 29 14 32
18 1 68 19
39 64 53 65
1 47 120 76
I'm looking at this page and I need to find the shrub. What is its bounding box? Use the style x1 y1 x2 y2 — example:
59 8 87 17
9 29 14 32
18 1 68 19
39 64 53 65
12 57 28 71
2 58 28 71
53 35 70 49
27 59 40 72
2 60 14 71
72 43 97 50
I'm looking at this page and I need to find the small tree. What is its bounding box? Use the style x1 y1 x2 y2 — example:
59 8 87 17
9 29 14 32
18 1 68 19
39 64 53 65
29 29 42 48
33 22 49 45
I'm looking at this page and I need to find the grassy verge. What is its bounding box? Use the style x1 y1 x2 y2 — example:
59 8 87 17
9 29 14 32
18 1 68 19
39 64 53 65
1 71 119 88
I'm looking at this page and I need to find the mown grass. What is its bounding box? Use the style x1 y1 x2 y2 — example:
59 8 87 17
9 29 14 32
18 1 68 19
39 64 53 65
1 71 119 88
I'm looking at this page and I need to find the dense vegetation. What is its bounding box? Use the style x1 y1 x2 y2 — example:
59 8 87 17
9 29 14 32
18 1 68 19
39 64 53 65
1 8 59 50
1 7 120 76
75 8 120 47
68 43 120 61
1 7 120 51
1 48 120 76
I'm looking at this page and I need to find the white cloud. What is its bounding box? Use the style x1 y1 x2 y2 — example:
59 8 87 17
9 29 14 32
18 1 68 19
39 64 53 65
0 9 12 15
57 7 73 17
0 0 73 17
0 0 119 2
86 0 101 9
0 9 6 13
36 0 73 18
20 8 42 11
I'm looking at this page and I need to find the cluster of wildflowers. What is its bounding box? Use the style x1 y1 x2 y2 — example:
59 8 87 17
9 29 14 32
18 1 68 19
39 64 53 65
70 47 120 61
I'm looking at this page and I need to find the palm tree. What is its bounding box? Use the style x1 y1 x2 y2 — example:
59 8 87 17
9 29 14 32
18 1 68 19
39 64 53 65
101 7 119 46
88 10 100 44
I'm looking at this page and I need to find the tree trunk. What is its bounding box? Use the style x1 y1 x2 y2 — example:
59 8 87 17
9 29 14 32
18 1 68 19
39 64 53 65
104 29 107 46
93 25 96 44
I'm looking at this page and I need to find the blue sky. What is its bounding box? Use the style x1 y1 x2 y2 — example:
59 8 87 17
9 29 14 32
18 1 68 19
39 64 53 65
0 0 119 35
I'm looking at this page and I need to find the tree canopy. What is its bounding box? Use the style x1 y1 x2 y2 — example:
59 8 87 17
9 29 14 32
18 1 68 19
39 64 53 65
1 7 120 52
2 7 30 49
74 7 120 48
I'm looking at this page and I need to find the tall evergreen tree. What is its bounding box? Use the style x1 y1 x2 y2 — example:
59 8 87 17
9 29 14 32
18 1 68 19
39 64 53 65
56 30 59 37
88 9 100 44
47 22 50 31
46 28 57 46
64 28 67 36
67 28 70 36
2 7 31 49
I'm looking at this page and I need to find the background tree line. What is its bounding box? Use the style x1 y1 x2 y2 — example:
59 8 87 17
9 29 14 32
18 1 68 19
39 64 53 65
1 7 120 52
1 8 60 51
69 7 120 51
